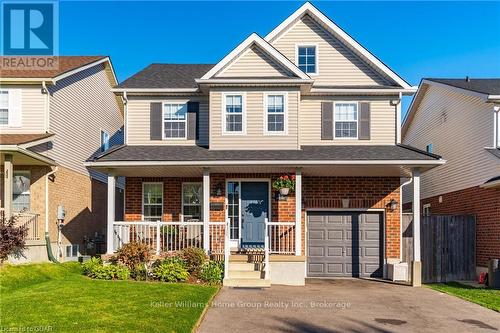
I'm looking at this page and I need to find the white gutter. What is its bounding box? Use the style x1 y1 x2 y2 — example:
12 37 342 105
195 78 314 84
480 179 500 189
0 78 54 83
487 95 500 101
18 135 54 149
111 88 199 93
309 87 417 95
45 167 58 233
84 159 446 167
52 57 109 83
123 91 129 145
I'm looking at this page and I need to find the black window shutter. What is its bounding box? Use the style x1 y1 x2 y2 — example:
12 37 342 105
150 102 162 140
187 101 199 140
321 102 333 140
359 102 371 140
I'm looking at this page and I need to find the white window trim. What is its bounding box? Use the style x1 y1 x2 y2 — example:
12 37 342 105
333 101 359 140
263 92 288 135
0 89 9 127
295 43 319 76
222 92 247 135
142 182 163 221
100 129 110 151
181 182 203 222
13 170 30 212
162 101 189 140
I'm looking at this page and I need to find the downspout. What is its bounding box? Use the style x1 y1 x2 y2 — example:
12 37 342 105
45 166 58 263
42 81 50 132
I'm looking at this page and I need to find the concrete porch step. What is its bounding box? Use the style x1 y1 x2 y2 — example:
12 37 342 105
223 278 271 288
228 262 261 271
228 270 263 279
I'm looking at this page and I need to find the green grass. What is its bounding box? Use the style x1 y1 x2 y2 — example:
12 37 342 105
0 262 218 333
428 282 500 312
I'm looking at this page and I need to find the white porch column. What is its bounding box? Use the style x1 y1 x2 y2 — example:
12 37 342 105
106 175 116 254
412 169 421 286
3 154 13 220
203 169 210 252
295 168 302 256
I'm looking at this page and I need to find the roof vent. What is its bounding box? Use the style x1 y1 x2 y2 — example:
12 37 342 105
465 76 470 82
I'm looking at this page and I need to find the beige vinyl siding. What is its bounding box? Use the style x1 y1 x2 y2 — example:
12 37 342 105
126 95 209 146
403 84 499 202
216 45 293 78
270 15 391 86
48 64 123 182
210 87 299 150
0 85 46 133
300 95 397 145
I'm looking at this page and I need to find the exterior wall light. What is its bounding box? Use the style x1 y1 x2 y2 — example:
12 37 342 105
387 199 398 212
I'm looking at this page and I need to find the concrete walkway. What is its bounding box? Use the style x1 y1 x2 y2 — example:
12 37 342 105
198 279 500 333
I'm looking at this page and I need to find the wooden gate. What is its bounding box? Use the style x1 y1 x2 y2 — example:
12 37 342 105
402 214 476 283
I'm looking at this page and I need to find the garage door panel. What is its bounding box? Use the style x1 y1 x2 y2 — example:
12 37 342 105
307 211 382 278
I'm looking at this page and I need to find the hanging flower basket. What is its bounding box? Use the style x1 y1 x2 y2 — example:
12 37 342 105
273 175 296 196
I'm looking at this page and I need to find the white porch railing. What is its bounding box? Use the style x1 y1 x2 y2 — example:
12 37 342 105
0 208 40 241
268 222 296 254
113 221 226 254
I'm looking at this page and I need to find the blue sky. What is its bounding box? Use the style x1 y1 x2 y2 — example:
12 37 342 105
60 1 500 117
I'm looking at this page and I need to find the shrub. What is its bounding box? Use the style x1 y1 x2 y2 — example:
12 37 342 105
152 258 189 282
113 242 151 271
0 216 28 262
199 261 224 285
131 264 149 281
82 257 130 280
180 248 207 276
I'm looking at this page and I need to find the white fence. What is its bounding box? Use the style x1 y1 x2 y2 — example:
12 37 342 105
268 222 295 254
1 209 40 241
113 221 226 254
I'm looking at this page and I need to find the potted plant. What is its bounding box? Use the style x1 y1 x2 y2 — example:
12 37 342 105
272 175 296 196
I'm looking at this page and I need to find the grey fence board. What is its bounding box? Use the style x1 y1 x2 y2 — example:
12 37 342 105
401 214 475 283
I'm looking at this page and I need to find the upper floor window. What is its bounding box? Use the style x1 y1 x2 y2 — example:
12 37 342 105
334 102 358 139
265 94 286 134
143 182 163 221
297 45 317 74
163 103 187 139
100 130 110 151
224 94 244 134
0 90 9 125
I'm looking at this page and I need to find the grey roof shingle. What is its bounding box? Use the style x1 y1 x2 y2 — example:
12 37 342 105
90 144 440 163
116 64 214 89
426 78 500 96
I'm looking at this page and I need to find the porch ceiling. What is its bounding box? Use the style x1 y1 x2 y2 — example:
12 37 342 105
89 164 416 178
0 150 56 166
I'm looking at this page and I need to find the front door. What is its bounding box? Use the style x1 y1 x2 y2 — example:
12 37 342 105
240 182 268 249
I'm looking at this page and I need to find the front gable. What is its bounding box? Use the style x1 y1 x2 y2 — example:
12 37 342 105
271 14 391 86
215 45 296 78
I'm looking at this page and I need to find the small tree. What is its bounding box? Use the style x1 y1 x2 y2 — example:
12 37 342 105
0 215 28 262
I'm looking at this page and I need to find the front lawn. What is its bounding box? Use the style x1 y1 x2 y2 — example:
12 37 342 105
428 282 500 312
0 262 218 332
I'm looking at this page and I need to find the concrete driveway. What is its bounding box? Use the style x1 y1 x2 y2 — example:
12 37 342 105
198 279 500 333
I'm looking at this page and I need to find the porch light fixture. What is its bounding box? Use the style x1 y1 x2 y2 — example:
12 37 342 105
387 199 398 212
215 183 223 197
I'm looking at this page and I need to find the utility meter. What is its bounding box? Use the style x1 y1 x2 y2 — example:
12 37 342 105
57 205 66 221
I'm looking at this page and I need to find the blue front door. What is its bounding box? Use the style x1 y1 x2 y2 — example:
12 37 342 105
240 182 268 249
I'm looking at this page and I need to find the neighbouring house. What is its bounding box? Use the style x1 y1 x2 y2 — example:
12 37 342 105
86 2 444 286
402 78 500 275
0 56 124 262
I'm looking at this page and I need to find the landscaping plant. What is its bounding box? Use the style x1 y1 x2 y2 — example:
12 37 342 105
0 216 27 262
82 257 130 280
180 247 208 276
152 257 189 282
113 241 151 271
272 174 296 192
199 260 224 285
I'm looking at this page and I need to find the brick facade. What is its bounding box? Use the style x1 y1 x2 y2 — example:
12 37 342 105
420 186 500 267
125 174 401 259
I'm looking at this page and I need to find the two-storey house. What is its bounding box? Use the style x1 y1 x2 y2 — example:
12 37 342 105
1 56 124 262
402 78 500 275
87 3 444 286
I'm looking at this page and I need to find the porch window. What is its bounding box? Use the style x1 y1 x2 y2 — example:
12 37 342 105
227 182 240 240
163 103 187 139
297 45 317 74
265 94 286 134
334 102 358 139
143 183 163 221
224 95 244 133
182 183 202 222
0 90 8 125
13 171 30 212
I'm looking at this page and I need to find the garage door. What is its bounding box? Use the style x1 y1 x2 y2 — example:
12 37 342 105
307 211 383 278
